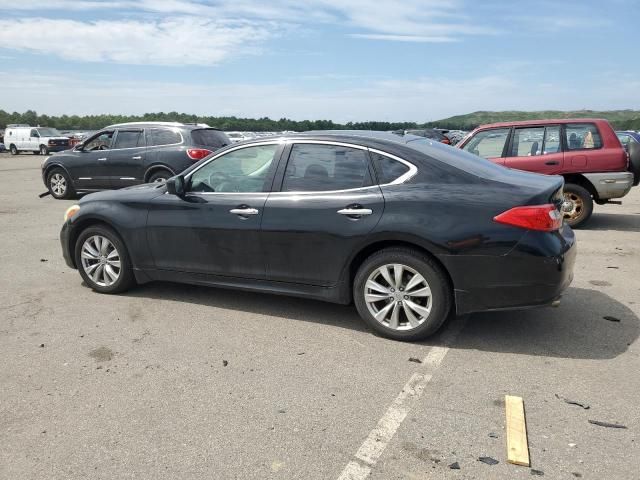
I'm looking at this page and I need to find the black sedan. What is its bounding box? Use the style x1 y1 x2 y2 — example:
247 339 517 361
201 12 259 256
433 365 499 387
59 132 576 341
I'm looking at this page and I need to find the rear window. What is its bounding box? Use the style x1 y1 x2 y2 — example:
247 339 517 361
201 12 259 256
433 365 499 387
565 123 602 150
191 129 229 149
147 128 182 146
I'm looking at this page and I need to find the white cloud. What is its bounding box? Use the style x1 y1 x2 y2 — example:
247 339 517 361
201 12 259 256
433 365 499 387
0 17 276 66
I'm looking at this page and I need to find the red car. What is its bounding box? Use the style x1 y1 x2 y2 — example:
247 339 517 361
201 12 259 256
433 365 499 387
458 118 639 227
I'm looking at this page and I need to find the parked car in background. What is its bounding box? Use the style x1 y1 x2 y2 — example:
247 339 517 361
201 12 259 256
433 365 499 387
405 128 451 145
616 130 640 151
443 130 467 146
42 122 230 199
226 131 256 143
59 131 575 341
5 124 70 155
458 118 638 227
0 143 6 153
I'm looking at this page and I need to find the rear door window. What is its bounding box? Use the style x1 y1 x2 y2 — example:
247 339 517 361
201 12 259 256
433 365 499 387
147 128 182 146
282 144 371 192
565 123 603 150
113 130 144 149
462 128 510 159
509 127 545 157
543 126 561 154
191 129 230 149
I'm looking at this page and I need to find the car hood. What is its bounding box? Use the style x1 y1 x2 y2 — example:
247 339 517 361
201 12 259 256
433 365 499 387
79 183 166 204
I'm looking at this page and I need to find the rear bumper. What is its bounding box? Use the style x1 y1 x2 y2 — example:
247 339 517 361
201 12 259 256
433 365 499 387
583 172 634 200
440 225 576 315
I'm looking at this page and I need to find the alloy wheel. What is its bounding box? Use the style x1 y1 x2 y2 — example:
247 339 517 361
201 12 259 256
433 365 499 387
562 192 583 221
50 173 67 197
80 235 121 287
364 263 432 331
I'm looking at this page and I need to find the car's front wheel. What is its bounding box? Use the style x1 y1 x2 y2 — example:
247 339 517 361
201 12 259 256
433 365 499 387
75 225 135 294
40 145 49 155
354 248 452 341
9 144 18 155
47 168 75 199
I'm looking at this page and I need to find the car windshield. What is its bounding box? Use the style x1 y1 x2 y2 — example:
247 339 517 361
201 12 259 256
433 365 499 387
37 128 62 137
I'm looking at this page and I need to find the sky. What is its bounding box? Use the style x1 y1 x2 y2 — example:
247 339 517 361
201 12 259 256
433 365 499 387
0 0 638 122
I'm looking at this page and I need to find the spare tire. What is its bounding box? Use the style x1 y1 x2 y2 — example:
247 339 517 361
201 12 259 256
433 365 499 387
628 140 640 186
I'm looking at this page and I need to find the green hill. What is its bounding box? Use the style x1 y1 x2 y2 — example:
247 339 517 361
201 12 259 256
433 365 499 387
428 110 640 131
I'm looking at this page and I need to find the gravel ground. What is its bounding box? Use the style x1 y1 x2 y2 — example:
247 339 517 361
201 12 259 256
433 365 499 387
1 152 638 479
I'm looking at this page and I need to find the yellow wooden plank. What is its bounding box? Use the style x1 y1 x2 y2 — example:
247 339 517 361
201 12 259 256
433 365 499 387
505 395 530 467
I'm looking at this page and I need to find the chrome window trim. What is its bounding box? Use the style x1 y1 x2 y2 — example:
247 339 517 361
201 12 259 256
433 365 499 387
368 147 418 186
182 139 417 195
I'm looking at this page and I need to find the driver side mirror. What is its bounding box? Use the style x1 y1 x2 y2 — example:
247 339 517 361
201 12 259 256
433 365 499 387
166 175 186 197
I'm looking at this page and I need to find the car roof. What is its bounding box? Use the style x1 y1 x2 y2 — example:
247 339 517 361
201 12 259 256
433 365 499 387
475 118 609 129
105 121 217 130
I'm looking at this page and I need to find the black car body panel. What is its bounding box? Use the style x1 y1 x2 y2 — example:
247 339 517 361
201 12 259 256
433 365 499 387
60 132 576 315
43 123 230 192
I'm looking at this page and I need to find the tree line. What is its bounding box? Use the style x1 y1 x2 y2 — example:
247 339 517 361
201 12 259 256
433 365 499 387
0 109 425 132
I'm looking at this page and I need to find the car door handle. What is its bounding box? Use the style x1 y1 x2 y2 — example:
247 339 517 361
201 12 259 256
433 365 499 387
337 208 373 216
545 161 559 165
132 156 142 160
97 157 107 161
229 207 259 216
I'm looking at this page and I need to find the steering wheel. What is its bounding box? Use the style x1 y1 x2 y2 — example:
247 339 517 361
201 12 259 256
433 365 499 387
98 145 108 150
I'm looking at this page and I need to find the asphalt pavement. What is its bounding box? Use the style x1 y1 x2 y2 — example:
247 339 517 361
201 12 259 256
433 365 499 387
1 152 638 479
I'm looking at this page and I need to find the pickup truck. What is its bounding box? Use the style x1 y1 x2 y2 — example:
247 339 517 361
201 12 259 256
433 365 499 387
458 118 639 227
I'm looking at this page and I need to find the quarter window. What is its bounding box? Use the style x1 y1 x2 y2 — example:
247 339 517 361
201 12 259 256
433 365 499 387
565 123 602 150
147 128 182 146
371 152 410 184
282 144 370 192
462 128 510 159
113 130 144 149
189 144 278 193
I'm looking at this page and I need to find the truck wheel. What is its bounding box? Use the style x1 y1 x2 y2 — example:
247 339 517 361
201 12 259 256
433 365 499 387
9 144 18 155
562 183 593 228
39 145 49 155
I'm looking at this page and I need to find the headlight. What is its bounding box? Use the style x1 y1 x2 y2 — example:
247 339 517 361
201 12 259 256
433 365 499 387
64 204 80 222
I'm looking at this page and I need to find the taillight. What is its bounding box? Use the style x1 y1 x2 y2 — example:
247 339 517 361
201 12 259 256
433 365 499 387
494 204 562 232
187 148 212 160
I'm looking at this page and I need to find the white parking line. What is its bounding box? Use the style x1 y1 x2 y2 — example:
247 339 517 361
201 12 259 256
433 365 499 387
336 316 467 480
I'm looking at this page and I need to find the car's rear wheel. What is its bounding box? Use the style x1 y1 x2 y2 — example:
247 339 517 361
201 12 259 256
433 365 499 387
9 144 18 155
354 248 452 341
40 145 49 155
562 183 593 228
148 170 172 183
47 168 75 199
75 225 135 294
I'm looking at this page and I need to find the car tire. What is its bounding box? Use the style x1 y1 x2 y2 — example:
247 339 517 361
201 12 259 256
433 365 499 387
353 248 452 341
39 145 49 155
562 183 593 228
147 170 172 183
46 168 75 200
9 144 18 155
74 225 135 294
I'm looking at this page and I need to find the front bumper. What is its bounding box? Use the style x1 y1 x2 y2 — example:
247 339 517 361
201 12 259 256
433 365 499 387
47 145 70 152
60 221 76 269
583 172 634 200
441 225 576 315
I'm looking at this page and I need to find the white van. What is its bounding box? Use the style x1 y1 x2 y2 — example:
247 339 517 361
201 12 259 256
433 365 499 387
5 124 71 155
